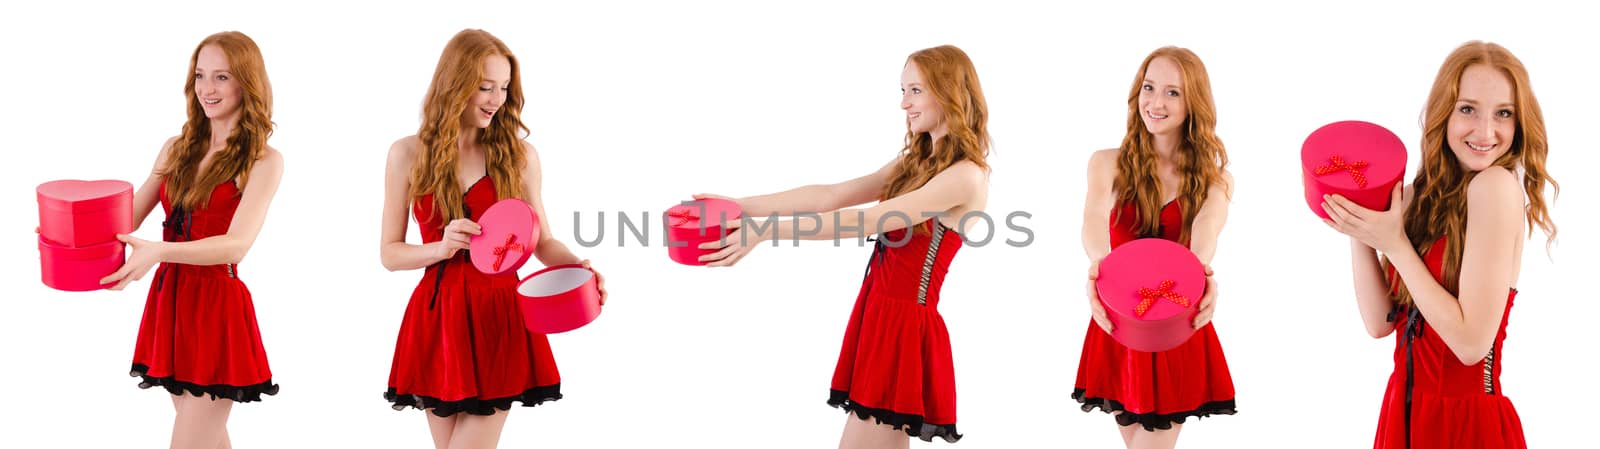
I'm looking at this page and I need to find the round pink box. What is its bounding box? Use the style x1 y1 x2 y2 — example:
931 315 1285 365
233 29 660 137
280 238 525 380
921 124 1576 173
1095 238 1206 353
470 199 540 275
37 179 134 248
39 236 125 292
516 263 602 334
1302 121 1407 220
664 199 741 266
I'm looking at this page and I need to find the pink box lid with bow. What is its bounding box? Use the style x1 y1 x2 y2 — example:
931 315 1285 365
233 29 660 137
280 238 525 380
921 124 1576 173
1302 120 1408 220
1095 238 1206 352
470 199 540 275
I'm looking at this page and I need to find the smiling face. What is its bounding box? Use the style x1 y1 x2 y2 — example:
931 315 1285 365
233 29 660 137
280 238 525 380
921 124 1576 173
462 54 511 130
1137 56 1187 138
1446 64 1518 172
193 45 241 121
901 60 947 138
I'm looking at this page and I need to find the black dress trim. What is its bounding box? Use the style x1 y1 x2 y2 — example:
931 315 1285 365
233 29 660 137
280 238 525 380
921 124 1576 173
829 389 961 443
1072 388 1236 431
130 364 279 403
385 384 563 417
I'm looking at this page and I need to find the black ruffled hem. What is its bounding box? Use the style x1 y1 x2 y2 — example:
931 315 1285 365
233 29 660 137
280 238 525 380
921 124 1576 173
385 384 563 417
130 364 279 403
1072 388 1236 431
829 389 961 443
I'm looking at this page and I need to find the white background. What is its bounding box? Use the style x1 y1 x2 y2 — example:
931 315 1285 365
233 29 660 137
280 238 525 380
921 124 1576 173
1 1 1594 448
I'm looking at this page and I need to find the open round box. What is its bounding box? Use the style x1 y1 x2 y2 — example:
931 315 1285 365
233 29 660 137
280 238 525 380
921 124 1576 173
516 263 602 334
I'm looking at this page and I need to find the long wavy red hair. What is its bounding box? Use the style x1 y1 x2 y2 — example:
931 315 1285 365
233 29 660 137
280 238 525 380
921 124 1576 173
1112 47 1230 244
882 45 991 212
159 31 273 210
1389 41 1558 305
410 29 530 226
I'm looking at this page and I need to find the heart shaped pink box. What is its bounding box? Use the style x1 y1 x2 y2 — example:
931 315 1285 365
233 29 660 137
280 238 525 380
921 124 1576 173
37 179 133 247
39 238 124 291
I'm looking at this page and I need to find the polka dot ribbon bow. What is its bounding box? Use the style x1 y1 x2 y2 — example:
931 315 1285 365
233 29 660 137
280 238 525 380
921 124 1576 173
1135 279 1192 316
1314 155 1370 188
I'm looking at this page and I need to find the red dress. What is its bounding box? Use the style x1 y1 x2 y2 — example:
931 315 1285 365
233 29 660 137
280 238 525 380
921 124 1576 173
1374 238 1524 448
829 220 963 443
385 176 562 416
1072 199 1237 430
130 180 279 402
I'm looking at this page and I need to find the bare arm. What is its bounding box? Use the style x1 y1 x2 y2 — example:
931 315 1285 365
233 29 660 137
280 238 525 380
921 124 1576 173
1081 149 1118 263
1186 171 1232 265
725 159 898 217
101 144 285 289
1385 168 1521 364
522 141 607 303
1352 187 1412 340
1350 240 1399 338
522 141 582 267
379 137 454 272
156 149 284 265
1079 149 1118 332
754 161 984 241
127 137 178 232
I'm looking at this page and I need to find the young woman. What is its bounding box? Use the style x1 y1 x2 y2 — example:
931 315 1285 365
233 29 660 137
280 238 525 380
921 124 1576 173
697 45 989 448
1322 41 1554 449
379 29 607 449
1073 46 1237 449
100 31 285 449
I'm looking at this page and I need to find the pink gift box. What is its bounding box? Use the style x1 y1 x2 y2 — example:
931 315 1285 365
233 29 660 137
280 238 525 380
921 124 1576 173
517 263 602 334
1302 121 1407 220
37 179 134 247
39 237 125 292
1095 238 1206 352
470 199 540 275
664 199 742 266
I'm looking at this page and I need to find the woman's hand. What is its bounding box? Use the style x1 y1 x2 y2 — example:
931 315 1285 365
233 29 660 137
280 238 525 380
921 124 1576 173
1192 265 1219 329
1322 184 1409 254
582 259 608 305
1087 259 1113 334
100 234 165 291
698 219 765 267
433 218 481 261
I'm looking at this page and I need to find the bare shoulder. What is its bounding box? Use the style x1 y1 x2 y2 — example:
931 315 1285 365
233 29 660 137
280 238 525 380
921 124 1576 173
387 135 421 169
1088 148 1119 171
521 140 541 158
153 135 181 163
160 136 180 154
390 135 419 156
1214 168 1235 193
943 160 987 181
519 140 542 171
1467 166 1520 206
929 160 982 198
254 146 285 172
